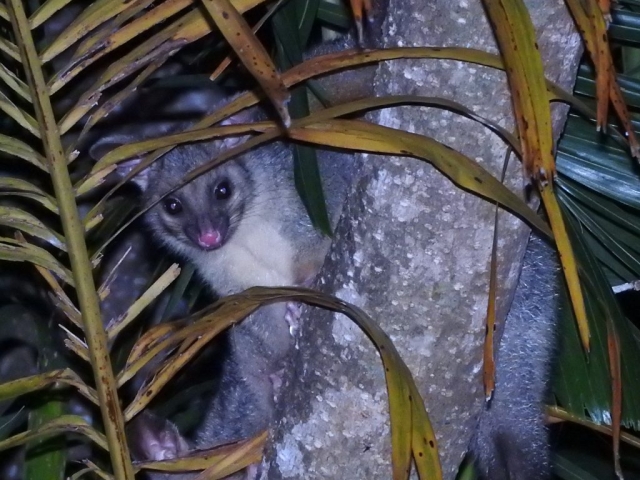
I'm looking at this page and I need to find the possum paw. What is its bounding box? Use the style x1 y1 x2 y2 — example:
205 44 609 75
128 411 190 462
284 302 302 336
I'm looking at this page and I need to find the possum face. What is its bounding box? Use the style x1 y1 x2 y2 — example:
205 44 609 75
144 155 254 256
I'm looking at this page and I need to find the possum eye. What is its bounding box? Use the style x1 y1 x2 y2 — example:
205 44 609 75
214 180 232 200
163 197 183 215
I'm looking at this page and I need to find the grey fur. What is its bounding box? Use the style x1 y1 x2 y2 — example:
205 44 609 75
137 132 349 296
93 87 353 478
471 234 560 480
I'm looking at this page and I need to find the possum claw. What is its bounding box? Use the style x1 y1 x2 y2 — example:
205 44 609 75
284 302 302 336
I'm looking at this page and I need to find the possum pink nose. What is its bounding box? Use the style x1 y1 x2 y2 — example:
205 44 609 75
198 231 222 249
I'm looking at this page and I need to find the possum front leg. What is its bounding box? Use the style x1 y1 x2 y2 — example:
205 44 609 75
129 371 263 480
129 413 259 480
196 305 292 445
129 307 290 480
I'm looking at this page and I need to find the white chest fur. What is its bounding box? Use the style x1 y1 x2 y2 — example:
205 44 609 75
196 217 296 294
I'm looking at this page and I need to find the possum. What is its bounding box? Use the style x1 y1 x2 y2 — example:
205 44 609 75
90 88 354 479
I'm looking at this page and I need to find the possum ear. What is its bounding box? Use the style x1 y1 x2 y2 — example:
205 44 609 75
89 134 150 191
89 122 181 191
219 106 261 150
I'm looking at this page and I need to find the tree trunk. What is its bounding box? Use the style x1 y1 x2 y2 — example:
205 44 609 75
265 1 582 478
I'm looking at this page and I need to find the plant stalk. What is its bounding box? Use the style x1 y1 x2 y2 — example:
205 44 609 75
5 1 134 478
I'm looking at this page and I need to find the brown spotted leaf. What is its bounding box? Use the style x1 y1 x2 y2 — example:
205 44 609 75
199 0 290 126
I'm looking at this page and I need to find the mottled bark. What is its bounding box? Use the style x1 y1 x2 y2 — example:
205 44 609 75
265 1 582 478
